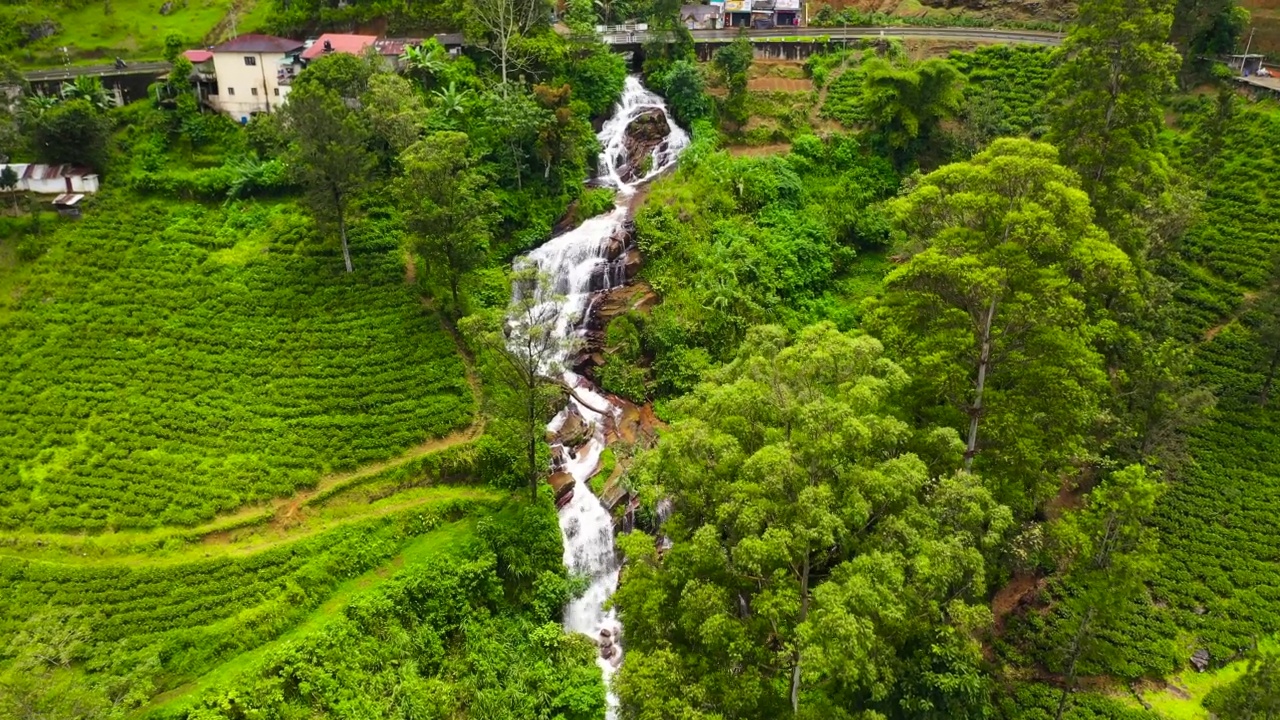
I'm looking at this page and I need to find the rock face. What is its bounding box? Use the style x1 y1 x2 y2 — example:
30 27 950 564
618 110 670 183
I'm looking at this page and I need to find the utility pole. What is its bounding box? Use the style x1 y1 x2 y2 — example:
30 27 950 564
1241 27 1255 72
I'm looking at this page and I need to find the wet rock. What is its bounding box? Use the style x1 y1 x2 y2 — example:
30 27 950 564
549 471 575 503
600 641 616 660
623 248 643 279
550 403 590 448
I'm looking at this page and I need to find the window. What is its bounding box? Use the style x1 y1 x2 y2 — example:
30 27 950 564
250 87 259 96
227 87 235 96
244 56 257 66
273 88 280 96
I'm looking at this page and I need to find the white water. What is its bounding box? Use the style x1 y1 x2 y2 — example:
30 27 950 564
509 75 687 718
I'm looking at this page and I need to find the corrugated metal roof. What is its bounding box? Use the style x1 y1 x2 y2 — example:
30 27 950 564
53 193 84 206
301 33 377 61
21 164 96 180
211 34 304 54
184 49 214 63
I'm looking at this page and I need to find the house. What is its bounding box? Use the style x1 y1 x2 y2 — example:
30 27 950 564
0 164 100 194
681 4 723 29
206 34 305 121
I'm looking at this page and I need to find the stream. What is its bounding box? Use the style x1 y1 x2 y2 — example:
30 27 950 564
508 75 688 718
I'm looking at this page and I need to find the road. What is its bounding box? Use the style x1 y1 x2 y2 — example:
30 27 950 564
600 25 1066 46
23 61 170 83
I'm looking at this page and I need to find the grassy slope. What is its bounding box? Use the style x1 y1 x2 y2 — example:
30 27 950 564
16 0 271 64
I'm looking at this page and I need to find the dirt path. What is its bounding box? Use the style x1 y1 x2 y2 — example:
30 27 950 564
0 306 488 556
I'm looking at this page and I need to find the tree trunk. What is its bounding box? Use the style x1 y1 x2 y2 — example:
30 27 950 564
965 295 998 472
449 272 461 319
1261 346 1280 406
1054 606 1096 720
334 190 353 273
790 553 811 714
528 378 539 502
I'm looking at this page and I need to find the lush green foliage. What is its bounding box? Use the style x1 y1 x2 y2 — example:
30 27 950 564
628 134 898 400
615 323 1011 718
0 198 473 531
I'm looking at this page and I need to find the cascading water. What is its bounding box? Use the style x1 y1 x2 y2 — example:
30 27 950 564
509 75 688 718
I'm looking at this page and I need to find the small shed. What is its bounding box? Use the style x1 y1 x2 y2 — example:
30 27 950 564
53 193 84 218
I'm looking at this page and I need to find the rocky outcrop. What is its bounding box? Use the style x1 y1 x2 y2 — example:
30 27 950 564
617 110 670 183
574 280 660 382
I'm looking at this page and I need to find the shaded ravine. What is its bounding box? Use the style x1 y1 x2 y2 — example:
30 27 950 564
510 76 688 717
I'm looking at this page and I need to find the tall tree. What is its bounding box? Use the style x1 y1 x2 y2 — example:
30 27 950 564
614 323 1011 718
28 99 112 170
1046 0 1180 258
467 0 548 90
867 138 1136 513
460 267 574 501
1049 464 1162 720
280 85 373 273
397 132 496 316
362 72 426 161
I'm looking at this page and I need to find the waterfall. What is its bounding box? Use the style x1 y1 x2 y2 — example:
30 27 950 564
509 75 687 719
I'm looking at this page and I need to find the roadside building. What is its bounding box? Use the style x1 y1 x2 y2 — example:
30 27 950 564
774 0 800 26
751 0 775 27
681 4 724 29
206 34 305 121
724 0 753 27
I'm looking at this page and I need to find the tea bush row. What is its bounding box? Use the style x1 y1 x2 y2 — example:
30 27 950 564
0 497 495 684
0 196 474 532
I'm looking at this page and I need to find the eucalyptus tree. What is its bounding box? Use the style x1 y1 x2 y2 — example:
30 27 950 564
614 322 1012 717
867 138 1137 514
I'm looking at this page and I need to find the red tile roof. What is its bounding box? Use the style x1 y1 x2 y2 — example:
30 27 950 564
210 34 304 54
183 49 213 63
301 33 378 61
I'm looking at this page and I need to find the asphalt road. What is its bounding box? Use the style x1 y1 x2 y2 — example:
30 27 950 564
601 25 1066 46
20 26 1063 82
23 61 171 83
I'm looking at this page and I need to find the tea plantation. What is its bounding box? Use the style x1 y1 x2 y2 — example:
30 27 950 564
0 195 475 532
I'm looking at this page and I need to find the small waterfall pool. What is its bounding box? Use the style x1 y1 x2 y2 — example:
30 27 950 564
508 75 687 718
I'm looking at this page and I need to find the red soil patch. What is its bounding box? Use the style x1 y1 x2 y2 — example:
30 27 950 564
746 77 814 92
